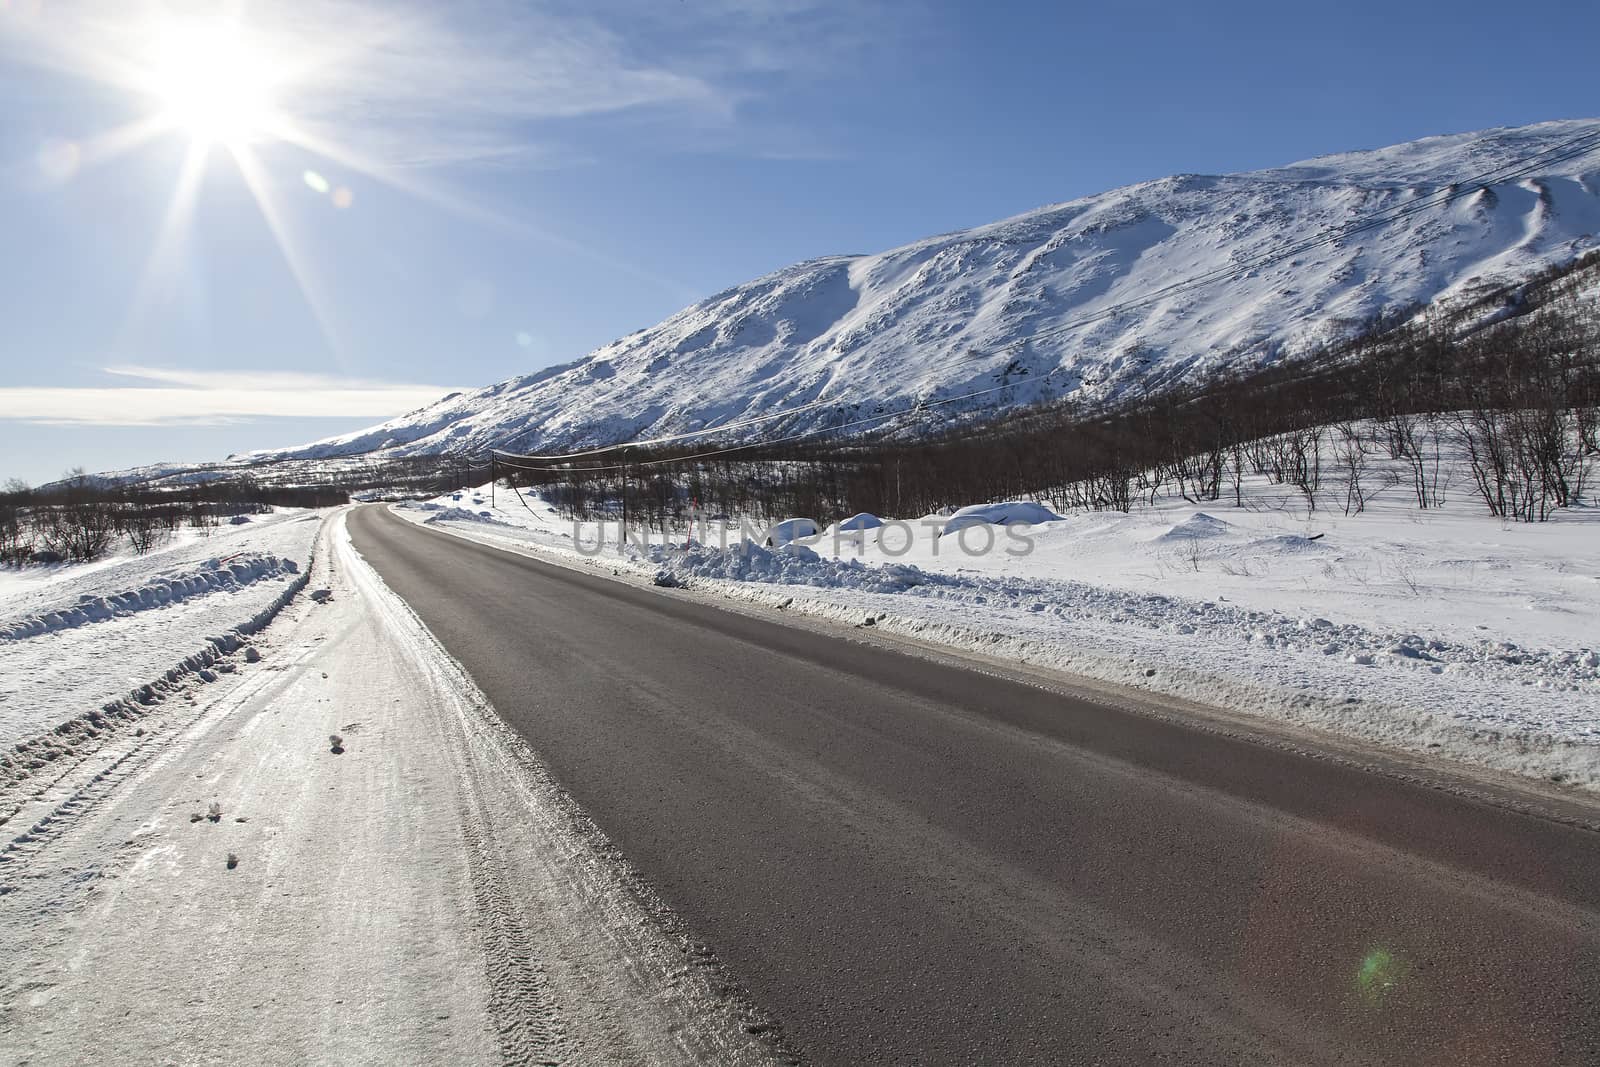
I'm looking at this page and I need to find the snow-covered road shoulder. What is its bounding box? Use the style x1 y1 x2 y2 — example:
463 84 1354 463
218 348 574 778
0 551 303 641
0 510 324 795
655 549 1600 792
0 511 789 1065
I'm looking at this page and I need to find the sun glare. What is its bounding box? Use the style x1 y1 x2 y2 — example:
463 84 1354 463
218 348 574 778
30 5 503 364
146 22 279 147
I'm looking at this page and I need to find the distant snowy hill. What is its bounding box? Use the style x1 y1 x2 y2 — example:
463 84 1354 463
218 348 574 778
261 120 1600 463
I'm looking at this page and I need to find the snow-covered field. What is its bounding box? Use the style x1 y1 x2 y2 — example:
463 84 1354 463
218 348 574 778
397 459 1600 791
0 511 323 775
0 512 786 1064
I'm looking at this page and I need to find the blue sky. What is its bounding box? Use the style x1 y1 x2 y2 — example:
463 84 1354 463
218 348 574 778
1 0 1596 485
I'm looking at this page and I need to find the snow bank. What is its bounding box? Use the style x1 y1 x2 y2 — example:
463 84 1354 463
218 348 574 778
763 517 820 546
0 511 326 768
641 546 1600 788
630 530 1600 788
0 553 299 641
1156 513 1232 541
941 501 1064 535
642 539 1598 695
422 506 507 525
641 541 940 594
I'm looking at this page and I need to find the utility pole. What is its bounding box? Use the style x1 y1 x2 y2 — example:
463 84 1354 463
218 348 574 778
490 453 495 509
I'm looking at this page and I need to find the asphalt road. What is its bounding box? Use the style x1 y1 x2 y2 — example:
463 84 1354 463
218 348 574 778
348 504 1600 1066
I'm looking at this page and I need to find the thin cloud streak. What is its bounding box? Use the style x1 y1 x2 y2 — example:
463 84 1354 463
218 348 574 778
1 0 904 169
1 367 458 427
3 0 726 169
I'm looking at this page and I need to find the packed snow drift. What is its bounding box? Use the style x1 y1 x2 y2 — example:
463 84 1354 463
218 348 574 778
0 510 324 777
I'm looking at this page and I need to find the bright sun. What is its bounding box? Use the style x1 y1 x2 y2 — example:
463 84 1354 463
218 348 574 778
146 22 280 147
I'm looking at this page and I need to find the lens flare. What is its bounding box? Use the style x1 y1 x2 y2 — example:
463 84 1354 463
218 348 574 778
37 139 81 181
1355 947 1407 1004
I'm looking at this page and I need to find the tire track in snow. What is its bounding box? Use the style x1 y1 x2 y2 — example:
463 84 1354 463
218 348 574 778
452 752 568 1064
340 515 794 1067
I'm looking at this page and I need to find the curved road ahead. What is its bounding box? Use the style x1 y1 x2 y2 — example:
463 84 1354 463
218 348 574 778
349 504 1600 1065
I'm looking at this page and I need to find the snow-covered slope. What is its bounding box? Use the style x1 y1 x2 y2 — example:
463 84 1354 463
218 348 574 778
274 120 1600 462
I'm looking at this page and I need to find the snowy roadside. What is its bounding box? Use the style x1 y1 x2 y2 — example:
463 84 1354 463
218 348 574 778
0 511 788 1065
0 511 326 798
395 484 1600 792
0 510 325 625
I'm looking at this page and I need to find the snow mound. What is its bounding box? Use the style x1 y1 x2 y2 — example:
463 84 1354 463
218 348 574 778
642 542 946 594
764 517 821 546
422 507 507 526
836 513 885 532
1157 513 1233 541
942 502 1064 535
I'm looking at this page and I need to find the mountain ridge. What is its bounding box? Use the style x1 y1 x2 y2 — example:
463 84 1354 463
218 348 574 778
234 118 1600 466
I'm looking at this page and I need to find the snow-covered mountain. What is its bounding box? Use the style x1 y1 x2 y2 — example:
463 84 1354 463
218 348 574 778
273 119 1600 462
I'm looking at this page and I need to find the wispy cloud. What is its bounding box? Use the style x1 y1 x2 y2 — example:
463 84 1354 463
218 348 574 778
0 366 458 427
0 0 907 169
272 1 735 167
